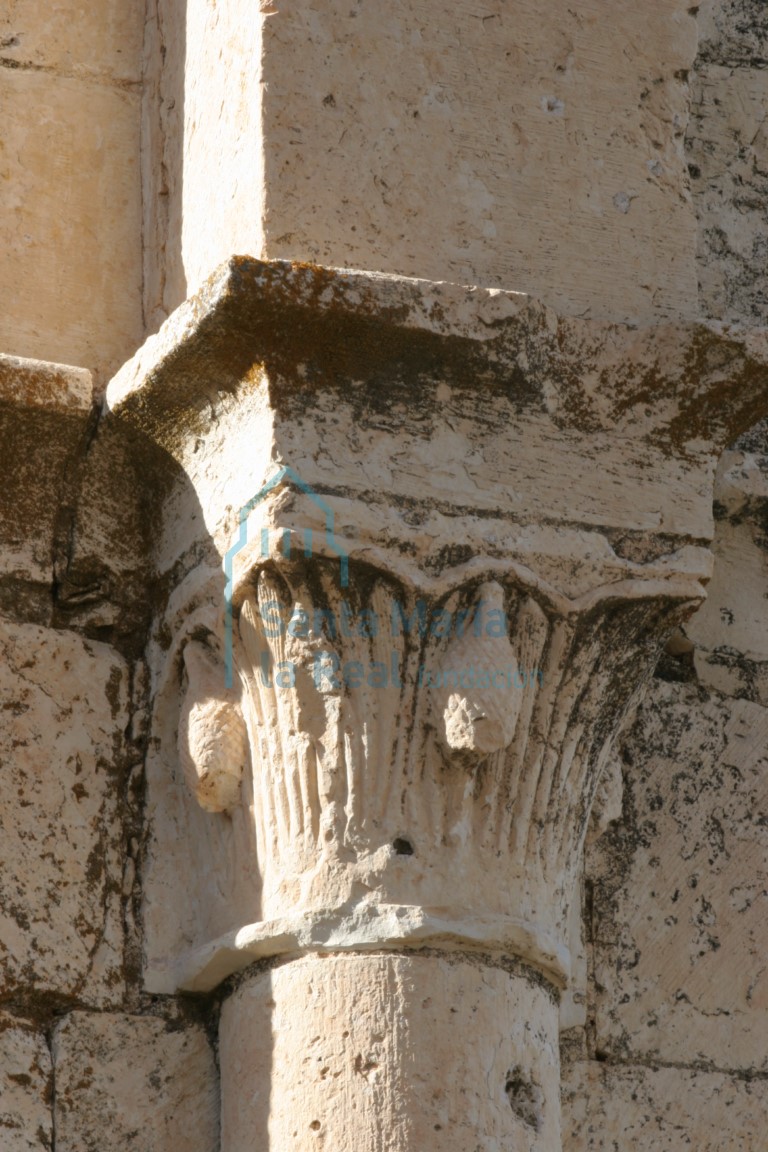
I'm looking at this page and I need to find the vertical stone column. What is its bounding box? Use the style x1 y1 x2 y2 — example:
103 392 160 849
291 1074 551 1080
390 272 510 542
107 259 768 1151
221 955 560 1151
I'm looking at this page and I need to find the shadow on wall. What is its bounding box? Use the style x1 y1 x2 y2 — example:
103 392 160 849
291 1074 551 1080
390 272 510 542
579 414 768 1107
96 403 270 1151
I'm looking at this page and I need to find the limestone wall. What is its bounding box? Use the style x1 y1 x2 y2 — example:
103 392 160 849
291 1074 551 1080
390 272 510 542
0 355 220 1149
0 610 220 1150
0 2 144 383
688 0 768 324
560 4 768 1133
564 665 768 1146
144 0 702 327
1 0 768 1148
256 0 699 326
141 0 265 331
562 441 768 1152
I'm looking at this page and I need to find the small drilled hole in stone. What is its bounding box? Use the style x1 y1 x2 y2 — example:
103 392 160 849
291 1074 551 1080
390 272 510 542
505 1068 544 1132
393 837 414 855
309 1120 321 1131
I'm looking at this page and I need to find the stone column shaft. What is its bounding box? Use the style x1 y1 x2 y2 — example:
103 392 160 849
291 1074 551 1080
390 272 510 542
221 954 560 1152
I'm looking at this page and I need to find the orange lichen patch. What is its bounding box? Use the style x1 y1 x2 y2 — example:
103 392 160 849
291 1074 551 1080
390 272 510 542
0 354 92 413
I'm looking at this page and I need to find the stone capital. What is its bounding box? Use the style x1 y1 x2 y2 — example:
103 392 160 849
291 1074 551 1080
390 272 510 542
106 258 768 995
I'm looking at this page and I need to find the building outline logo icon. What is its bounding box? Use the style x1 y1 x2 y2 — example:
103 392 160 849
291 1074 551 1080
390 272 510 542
223 465 349 687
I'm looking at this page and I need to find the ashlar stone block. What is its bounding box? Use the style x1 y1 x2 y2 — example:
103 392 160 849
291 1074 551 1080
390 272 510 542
589 680 768 1072
0 621 129 1005
562 1060 768 1151
0 71 142 380
0 1015 52 1151
52 1012 219 1152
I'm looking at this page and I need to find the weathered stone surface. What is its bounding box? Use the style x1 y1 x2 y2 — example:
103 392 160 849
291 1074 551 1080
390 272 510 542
109 258 768 559
141 0 187 331
221 953 561 1152
688 0 768 323
1 0 143 81
4 1 768 1149
0 70 142 380
0 355 93 611
144 0 265 329
696 0 768 67
147 2 699 325
0 1015 52 1151
686 449 768 704
53 1012 218 1152
0 621 129 1004
258 0 698 324
107 260 768 995
589 680 768 1071
562 1061 768 1151
561 754 624 1034
0 355 154 651
0 354 92 413
49 418 157 661
181 0 263 307
688 63 768 324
